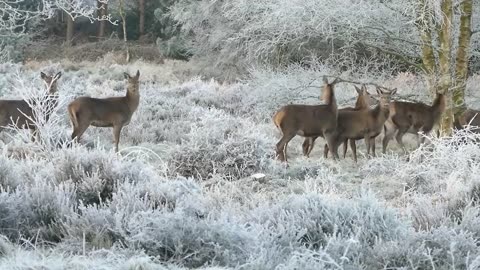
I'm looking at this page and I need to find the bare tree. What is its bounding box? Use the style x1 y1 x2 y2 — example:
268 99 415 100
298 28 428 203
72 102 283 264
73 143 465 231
97 0 108 39
119 0 129 62
138 0 145 38
0 0 117 50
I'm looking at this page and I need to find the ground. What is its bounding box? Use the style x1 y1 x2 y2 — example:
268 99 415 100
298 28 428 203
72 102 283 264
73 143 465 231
0 60 480 269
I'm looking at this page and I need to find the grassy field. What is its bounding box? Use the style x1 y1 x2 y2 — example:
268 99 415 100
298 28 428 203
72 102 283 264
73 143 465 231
0 60 480 269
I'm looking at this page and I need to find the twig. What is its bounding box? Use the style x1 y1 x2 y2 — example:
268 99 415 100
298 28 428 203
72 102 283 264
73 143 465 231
321 75 395 90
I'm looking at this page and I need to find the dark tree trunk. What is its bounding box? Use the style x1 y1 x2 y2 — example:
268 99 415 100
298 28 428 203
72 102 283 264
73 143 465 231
97 1 108 39
65 12 74 46
138 0 145 38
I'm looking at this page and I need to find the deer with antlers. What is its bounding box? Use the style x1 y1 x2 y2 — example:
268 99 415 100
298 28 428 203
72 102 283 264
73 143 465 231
273 76 340 162
330 87 396 162
302 84 376 159
382 92 446 154
0 71 62 141
68 70 140 152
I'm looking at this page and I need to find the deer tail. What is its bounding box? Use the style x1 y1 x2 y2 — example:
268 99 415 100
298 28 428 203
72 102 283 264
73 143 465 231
273 110 285 132
68 104 79 128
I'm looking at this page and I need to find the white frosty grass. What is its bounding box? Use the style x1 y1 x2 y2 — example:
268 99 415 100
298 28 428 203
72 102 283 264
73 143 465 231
1 61 480 268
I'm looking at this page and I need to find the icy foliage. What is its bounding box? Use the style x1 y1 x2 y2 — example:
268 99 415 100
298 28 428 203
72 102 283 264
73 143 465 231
171 0 480 78
1 61 480 268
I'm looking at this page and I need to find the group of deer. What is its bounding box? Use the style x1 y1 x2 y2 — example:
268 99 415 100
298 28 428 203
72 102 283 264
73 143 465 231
0 71 141 152
273 76 453 162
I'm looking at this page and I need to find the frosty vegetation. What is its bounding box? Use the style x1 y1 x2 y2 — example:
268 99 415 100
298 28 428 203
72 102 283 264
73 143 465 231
0 0 480 269
0 60 479 269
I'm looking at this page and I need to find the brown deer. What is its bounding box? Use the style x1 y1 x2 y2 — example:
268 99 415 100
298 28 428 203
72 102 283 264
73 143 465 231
273 76 340 162
0 71 62 140
68 70 140 152
382 92 446 154
302 84 376 158
454 109 480 133
330 87 396 162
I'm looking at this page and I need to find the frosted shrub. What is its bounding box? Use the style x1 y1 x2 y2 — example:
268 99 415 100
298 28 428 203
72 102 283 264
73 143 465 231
368 228 480 269
0 180 75 243
250 193 408 267
124 211 256 268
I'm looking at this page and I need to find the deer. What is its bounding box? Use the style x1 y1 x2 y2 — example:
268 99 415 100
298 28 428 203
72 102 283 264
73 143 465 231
0 71 62 141
68 70 140 152
454 109 480 133
273 76 340 162
302 84 376 159
330 87 396 162
382 92 446 154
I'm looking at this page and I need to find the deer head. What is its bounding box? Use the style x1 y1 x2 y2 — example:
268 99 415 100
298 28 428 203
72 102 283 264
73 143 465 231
376 87 397 108
40 72 62 95
124 70 141 95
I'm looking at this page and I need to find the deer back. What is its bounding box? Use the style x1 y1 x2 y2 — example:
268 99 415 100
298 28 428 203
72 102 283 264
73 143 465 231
273 76 340 136
389 93 445 131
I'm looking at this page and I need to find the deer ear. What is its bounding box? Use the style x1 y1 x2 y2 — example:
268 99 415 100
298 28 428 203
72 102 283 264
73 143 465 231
354 85 361 94
361 84 368 93
124 72 130 79
390 88 397 95
40 72 47 80
54 72 62 80
376 87 383 95
136 70 140 79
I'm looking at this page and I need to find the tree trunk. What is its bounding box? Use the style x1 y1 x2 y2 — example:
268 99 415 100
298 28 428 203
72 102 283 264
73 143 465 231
416 0 437 96
65 12 74 46
97 1 108 39
437 0 453 136
119 0 130 62
138 0 145 38
453 0 473 118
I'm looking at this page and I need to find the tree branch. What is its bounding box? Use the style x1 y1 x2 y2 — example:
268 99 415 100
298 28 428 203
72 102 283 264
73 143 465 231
360 25 422 47
358 42 424 71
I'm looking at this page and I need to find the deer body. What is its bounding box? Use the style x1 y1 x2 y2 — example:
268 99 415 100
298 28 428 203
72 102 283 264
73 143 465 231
382 93 446 153
273 77 339 162
302 85 375 158
68 70 140 152
331 88 395 162
0 72 61 140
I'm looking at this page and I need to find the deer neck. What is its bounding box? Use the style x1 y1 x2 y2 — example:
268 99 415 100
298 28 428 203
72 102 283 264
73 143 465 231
325 89 337 113
373 103 390 123
126 88 140 112
430 94 446 119
354 96 367 110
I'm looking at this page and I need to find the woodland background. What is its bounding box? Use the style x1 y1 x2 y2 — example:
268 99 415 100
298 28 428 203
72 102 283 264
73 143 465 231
0 0 480 269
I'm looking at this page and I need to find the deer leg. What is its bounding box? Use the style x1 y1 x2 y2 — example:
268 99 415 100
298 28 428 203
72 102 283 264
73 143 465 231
323 143 329 159
364 134 371 158
370 136 376 157
307 137 317 157
395 128 408 154
302 138 310 156
342 139 348 158
113 124 123 153
325 133 339 160
276 132 296 162
71 122 90 143
350 139 357 163
382 127 395 154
